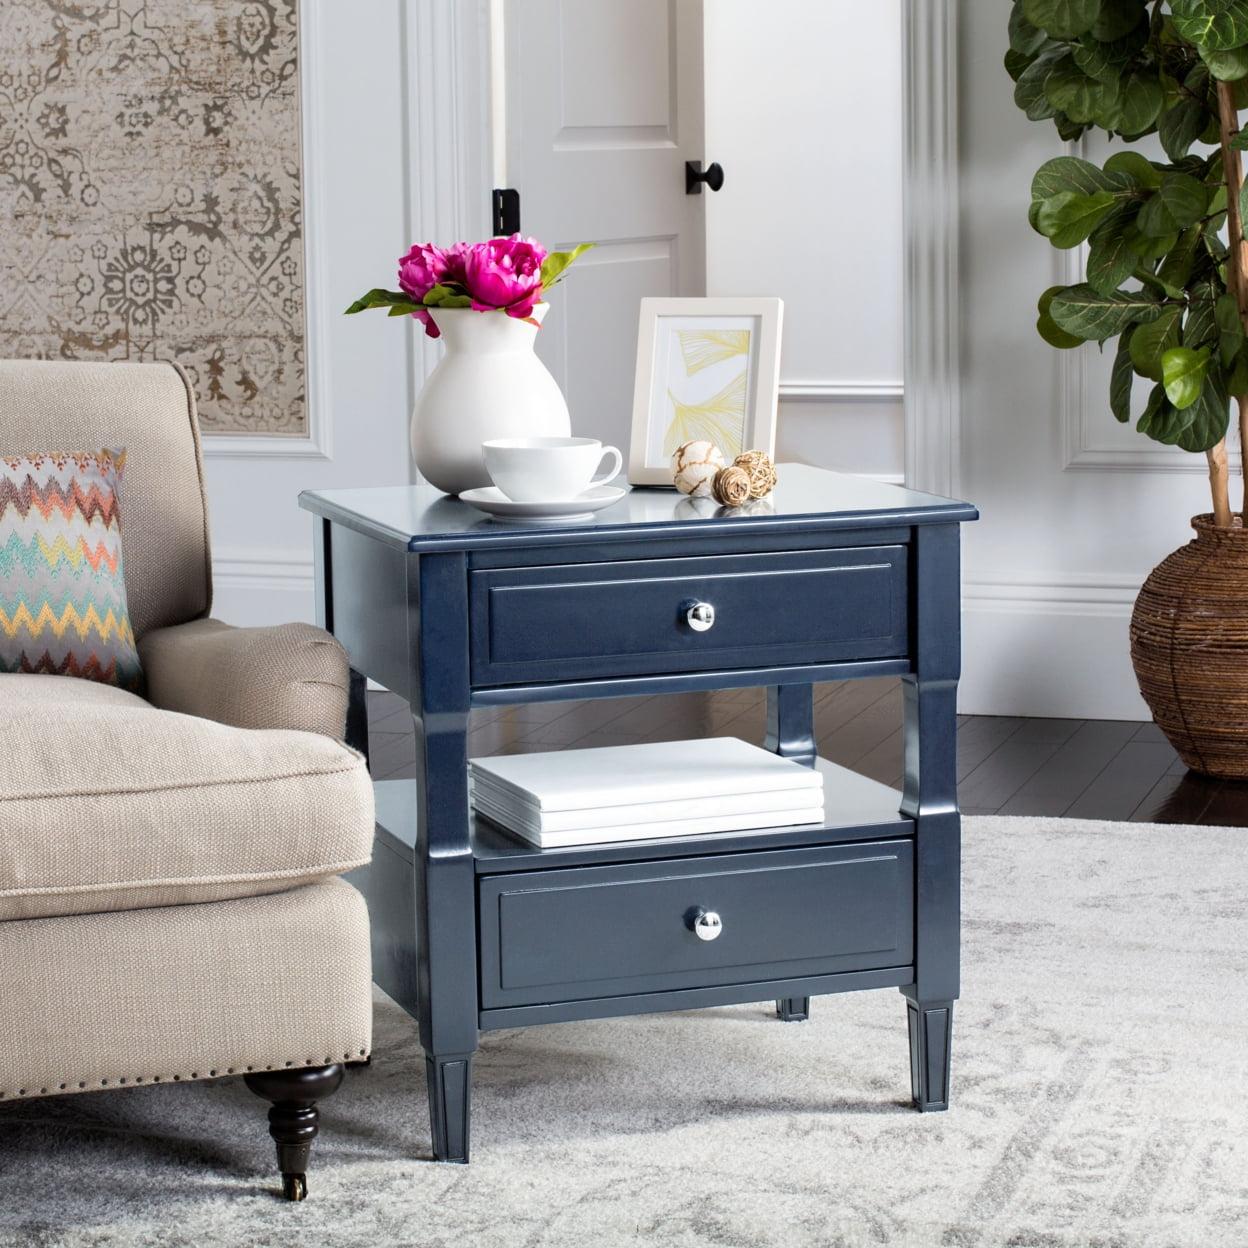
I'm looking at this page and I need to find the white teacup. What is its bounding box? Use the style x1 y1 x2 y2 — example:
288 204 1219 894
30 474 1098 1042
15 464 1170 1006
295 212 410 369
482 436 622 503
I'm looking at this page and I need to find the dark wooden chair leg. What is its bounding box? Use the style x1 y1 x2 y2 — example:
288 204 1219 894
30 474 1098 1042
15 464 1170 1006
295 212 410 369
426 1053 473 1163
775 996 810 1022
906 999 953 1112
245 1064 344 1200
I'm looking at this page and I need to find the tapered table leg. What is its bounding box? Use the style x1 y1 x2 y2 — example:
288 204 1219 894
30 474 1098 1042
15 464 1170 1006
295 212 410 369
412 553 479 1162
907 999 953 1112
899 523 962 1114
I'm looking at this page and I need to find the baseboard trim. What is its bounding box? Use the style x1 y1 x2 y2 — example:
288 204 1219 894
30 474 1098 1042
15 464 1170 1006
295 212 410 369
960 572 1148 720
210 549 316 626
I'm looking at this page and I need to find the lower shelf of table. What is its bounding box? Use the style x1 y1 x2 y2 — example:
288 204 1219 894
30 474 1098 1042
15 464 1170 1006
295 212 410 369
373 756 911 873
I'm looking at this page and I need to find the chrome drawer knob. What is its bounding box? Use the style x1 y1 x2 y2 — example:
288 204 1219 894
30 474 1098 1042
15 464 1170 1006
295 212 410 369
685 601 716 632
692 909 723 941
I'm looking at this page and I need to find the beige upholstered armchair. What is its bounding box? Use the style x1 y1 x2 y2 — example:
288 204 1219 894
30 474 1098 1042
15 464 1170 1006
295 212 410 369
0 360 375 1201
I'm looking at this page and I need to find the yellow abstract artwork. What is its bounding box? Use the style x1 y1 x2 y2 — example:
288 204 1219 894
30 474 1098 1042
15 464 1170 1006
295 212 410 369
676 328 751 376
664 369 748 456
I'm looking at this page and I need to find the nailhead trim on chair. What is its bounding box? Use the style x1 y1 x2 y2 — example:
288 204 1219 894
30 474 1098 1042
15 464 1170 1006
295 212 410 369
0 1048 371 1099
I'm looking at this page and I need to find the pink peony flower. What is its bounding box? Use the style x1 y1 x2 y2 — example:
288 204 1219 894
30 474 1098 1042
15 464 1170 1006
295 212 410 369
463 234 547 319
397 242 446 300
440 240 472 285
398 242 449 338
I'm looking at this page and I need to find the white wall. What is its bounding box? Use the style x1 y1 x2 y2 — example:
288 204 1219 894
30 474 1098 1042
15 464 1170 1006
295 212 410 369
703 0 904 479
957 0 1218 719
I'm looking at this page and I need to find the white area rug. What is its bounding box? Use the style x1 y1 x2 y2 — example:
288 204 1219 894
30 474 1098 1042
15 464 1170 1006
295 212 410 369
1 815 1246 1247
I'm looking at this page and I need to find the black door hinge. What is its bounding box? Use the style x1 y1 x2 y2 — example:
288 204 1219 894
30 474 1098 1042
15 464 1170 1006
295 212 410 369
492 188 520 236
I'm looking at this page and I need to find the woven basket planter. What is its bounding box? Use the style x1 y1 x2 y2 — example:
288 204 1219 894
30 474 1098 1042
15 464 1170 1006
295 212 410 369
1131 514 1248 778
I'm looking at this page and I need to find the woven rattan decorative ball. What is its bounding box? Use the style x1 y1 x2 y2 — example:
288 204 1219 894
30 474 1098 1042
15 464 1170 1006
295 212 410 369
733 449 777 499
671 440 725 497
711 464 752 508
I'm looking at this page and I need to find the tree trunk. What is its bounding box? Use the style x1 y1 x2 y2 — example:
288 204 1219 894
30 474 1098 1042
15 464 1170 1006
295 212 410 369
1217 81 1247 526
1209 439 1232 528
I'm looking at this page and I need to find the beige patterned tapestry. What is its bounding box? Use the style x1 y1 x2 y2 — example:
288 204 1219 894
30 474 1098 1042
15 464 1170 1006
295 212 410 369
0 0 306 437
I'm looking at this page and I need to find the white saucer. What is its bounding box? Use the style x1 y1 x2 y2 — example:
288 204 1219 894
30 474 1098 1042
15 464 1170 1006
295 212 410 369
459 484 627 524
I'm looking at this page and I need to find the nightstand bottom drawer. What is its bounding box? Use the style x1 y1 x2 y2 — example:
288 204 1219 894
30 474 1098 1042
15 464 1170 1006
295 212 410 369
477 841 914 1008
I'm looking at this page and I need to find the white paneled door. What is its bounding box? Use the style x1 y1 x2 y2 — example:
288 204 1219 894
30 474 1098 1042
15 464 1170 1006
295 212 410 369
500 0 708 451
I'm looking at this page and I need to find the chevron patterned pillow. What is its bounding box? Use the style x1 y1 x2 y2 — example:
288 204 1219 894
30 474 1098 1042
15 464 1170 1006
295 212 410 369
0 450 141 689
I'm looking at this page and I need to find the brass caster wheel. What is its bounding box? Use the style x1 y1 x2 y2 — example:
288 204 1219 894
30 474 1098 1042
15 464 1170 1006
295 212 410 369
282 1173 308 1202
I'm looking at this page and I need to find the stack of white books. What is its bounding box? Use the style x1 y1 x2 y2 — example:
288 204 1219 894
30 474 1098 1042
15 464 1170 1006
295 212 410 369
470 737 825 849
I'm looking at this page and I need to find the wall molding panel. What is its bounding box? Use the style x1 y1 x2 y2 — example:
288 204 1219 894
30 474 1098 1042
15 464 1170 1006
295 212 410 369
780 381 905 400
902 0 961 497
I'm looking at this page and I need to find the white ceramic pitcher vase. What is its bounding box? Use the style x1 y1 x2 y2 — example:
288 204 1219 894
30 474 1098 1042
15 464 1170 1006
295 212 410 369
411 303 571 495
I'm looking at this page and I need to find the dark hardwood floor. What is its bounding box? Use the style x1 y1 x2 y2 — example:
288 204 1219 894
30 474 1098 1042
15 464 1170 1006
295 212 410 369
366 678 1248 826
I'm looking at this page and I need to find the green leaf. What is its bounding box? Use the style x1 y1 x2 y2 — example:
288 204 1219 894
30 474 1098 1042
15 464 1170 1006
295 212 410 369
1038 286 1086 348
1199 43 1248 80
1015 49 1065 120
1092 0 1146 40
1177 363 1231 450
1073 36 1132 84
1024 0 1102 38
1229 128 1248 151
1050 283 1164 340
1133 268 1187 300
1171 0 1248 51
1229 345 1248 396
1045 59 1120 123
1116 70 1165 133
1030 155 1133 201
1162 345 1212 409
1036 190 1118 247
1111 327 1136 420
1086 214 1138 292
1124 218 1179 258
1155 225 1202 291
1216 292 1246 364
1104 150 1162 187
1137 172 1209 236
1185 283 1221 349
1137 382 1193 443
1005 48 1036 82
539 243 594 290
1158 97 1207 160
344 288 419 316
1055 111 1092 141
420 284 475 309
1010 1 1051 53
1130 306 1182 379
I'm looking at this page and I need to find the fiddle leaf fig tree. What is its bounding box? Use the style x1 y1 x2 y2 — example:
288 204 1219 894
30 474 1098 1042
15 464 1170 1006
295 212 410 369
1009 0 1248 525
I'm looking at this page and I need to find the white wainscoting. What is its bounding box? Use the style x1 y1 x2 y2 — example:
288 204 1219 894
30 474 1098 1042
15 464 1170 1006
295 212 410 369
211 549 316 628
960 572 1149 720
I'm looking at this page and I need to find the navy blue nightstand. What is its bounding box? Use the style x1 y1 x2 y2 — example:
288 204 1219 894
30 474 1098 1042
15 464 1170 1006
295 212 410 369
301 464 978 1162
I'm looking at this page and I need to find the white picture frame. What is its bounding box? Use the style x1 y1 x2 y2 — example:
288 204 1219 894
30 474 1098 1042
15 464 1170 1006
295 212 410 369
628 297 783 487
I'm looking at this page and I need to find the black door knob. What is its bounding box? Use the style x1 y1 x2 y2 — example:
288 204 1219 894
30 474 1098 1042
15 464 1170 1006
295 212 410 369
685 161 725 194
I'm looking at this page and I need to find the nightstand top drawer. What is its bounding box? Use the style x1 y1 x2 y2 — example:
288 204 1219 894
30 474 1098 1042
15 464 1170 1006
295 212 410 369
470 545 908 687
300 463 977 554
